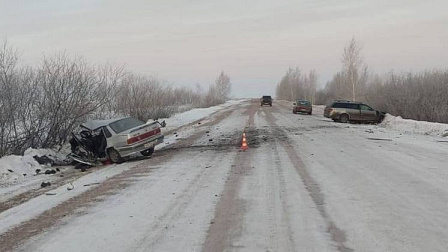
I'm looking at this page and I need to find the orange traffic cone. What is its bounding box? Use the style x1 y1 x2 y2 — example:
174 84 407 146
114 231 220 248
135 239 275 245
241 133 249 150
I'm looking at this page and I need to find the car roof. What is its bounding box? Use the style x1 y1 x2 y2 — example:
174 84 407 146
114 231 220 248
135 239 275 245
81 117 128 130
332 100 362 104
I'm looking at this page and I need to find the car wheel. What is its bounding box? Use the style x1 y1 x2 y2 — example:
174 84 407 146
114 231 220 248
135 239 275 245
270 104 272 106
108 148 123 164
339 114 349 123
308 112 312 115
141 147 154 157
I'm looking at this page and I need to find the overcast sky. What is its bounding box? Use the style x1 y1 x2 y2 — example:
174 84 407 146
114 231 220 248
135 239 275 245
1 0 447 97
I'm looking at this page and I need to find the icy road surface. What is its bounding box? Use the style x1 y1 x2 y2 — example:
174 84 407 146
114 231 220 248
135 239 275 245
1 100 448 252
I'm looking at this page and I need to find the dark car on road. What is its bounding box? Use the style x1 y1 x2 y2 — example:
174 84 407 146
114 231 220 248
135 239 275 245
261 96 272 106
293 100 312 115
324 100 385 123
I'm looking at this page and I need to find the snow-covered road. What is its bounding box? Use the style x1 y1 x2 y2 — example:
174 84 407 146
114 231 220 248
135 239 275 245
1 100 448 252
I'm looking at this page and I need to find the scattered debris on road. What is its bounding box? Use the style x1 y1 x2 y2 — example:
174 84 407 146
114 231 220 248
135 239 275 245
44 169 57 174
367 137 392 141
67 183 74 190
83 182 100 187
40 182 52 188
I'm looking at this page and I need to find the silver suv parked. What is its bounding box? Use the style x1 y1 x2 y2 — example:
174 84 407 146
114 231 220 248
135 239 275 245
324 100 385 123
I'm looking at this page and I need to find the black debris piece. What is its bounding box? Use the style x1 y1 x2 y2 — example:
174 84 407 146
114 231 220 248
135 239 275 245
7 169 13 173
35 169 41 174
44 169 57 175
41 182 51 188
33 155 54 165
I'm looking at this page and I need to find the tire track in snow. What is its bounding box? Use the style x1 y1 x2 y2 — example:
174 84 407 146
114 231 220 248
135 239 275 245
271 141 297 250
202 102 259 252
133 151 230 251
264 106 354 252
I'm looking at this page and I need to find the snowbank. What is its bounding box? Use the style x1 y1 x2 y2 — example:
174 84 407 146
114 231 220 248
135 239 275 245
0 154 40 186
381 114 448 137
0 148 68 186
159 99 247 131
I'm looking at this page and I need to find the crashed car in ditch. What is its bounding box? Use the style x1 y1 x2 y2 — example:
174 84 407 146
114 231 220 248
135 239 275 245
69 117 165 165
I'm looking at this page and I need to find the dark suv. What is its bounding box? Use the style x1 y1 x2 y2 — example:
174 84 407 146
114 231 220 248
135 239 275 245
261 96 272 106
324 100 385 123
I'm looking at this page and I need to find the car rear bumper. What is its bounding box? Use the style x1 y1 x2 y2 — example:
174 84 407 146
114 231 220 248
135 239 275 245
324 110 338 119
117 135 164 157
293 106 312 113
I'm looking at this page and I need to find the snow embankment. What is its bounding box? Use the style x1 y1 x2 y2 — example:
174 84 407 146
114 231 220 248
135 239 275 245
160 99 246 131
0 148 67 186
381 114 448 137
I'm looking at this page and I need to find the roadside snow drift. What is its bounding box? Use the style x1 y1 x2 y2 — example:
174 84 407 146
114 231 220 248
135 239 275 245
381 114 448 137
160 100 246 131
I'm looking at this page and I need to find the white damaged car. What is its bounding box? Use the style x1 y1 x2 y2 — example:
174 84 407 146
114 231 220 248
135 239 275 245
69 117 165 164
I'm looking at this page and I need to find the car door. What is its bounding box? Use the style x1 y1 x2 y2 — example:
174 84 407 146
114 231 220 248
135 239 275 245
360 104 377 122
346 104 361 120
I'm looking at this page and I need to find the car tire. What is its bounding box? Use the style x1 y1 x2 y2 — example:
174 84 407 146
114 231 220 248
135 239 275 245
141 147 154 157
339 114 349 123
107 148 123 164
270 104 272 106
308 112 312 115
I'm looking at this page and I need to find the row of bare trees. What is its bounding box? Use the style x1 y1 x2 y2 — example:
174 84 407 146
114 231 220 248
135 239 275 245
311 38 448 123
275 68 317 103
0 42 232 157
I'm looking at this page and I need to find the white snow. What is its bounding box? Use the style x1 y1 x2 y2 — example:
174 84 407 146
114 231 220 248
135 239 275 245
0 148 70 186
0 161 143 235
159 99 247 132
380 114 448 137
0 154 40 186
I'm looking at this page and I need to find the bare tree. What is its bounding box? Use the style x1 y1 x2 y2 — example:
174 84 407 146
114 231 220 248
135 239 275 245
308 70 317 104
342 37 364 101
215 71 232 102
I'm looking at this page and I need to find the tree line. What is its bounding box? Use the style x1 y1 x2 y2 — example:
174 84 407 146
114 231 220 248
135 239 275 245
276 38 448 123
0 41 232 157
